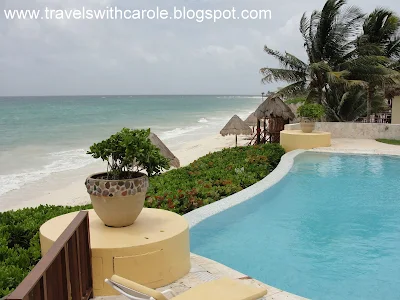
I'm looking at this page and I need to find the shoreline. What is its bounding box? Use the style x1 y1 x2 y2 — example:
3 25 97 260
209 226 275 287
0 133 250 212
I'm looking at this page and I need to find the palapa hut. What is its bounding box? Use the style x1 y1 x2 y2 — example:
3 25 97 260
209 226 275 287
386 85 400 102
244 112 258 132
254 94 295 144
149 133 180 168
220 115 252 147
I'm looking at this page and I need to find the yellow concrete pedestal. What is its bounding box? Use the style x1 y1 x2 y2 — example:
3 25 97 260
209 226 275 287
280 130 331 152
40 209 190 296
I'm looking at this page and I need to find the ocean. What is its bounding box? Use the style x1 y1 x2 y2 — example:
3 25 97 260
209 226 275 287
0 95 261 198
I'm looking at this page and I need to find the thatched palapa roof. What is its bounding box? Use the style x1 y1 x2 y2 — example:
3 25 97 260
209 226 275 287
149 133 180 168
254 95 295 120
385 85 400 100
244 112 258 127
220 115 252 136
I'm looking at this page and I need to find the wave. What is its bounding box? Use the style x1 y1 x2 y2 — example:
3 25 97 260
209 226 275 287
198 118 208 123
160 125 205 140
0 149 94 197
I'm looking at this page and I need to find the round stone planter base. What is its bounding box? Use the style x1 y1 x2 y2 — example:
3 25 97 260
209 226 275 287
40 209 191 296
280 130 331 152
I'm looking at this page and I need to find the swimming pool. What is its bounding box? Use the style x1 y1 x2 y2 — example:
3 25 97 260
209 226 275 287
190 152 400 300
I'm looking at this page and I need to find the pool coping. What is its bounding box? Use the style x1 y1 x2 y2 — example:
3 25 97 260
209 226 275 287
311 147 400 156
183 149 306 228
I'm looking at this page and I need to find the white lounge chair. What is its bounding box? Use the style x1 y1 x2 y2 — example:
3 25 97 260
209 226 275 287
105 275 268 300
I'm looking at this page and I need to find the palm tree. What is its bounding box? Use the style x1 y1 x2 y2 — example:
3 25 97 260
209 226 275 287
360 9 400 60
350 9 400 120
260 0 364 104
325 84 387 121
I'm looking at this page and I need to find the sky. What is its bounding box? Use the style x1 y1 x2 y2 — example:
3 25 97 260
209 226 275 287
0 0 398 96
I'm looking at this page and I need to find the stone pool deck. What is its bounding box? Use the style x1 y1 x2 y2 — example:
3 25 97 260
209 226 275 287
315 138 400 156
95 253 307 300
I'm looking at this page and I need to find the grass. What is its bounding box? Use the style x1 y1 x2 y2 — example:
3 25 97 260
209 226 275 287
0 144 285 297
376 139 400 145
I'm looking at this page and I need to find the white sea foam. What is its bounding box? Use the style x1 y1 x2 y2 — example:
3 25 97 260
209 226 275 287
160 125 204 140
198 118 208 123
0 149 94 196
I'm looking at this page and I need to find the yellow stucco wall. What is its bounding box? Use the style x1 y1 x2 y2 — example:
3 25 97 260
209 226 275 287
40 209 191 296
280 130 331 152
392 96 400 124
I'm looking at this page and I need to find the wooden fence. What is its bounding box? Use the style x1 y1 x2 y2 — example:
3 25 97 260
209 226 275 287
356 113 392 123
7 211 93 300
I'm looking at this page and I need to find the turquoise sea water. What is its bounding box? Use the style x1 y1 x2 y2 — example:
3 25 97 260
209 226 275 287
191 152 400 300
0 95 260 197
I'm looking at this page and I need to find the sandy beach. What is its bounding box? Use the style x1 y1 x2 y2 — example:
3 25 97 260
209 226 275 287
4 133 400 213
0 133 250 212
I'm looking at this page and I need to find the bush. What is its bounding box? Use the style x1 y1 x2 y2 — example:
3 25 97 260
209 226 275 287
145 144 285 214
0 205 91 297
297 103 325 120
0 144 285 297
87 128 170 179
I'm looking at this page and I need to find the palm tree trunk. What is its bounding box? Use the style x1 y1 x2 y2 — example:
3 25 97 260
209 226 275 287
366 85 372 123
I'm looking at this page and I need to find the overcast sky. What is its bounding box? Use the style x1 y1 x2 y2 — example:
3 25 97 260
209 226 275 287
0 0 398 96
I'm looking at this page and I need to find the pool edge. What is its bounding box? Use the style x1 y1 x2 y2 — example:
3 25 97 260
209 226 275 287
184 149 305 228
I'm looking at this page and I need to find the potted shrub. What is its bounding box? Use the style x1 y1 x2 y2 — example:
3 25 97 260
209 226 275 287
297 103 325 133
85 128 170 227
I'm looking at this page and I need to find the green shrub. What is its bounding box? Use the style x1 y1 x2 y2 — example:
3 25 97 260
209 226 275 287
0 144 284 297
297 103 325 120
0 205 91 297
145 144 285 214
87 128 170 179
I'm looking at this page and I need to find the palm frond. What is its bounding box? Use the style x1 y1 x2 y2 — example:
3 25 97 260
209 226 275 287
386 37 400 59
263 46 307 71
326 71 349 84
363 8 400 43
276 81 308 97
260 68 307 83
310 61 332 72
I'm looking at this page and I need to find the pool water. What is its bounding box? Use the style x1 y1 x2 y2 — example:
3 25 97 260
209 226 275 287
190 152 400 300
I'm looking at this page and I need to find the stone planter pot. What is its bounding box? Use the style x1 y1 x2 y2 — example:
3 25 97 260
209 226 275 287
300 118 315 133
85 172 149 227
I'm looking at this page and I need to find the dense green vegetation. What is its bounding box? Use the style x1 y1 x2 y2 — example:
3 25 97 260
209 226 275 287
376 139 400 145
0 205 91 297
0 144 285 297
145 144 285 214
261 0 400 122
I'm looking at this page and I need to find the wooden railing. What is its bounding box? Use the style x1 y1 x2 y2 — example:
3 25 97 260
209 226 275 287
356 113 392 123
7 211 93 300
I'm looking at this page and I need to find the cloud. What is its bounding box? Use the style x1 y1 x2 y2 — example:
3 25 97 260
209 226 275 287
0 0 398 96
194 44 255 69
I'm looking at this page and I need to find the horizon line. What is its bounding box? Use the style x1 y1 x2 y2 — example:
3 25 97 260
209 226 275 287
0 93 267 98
